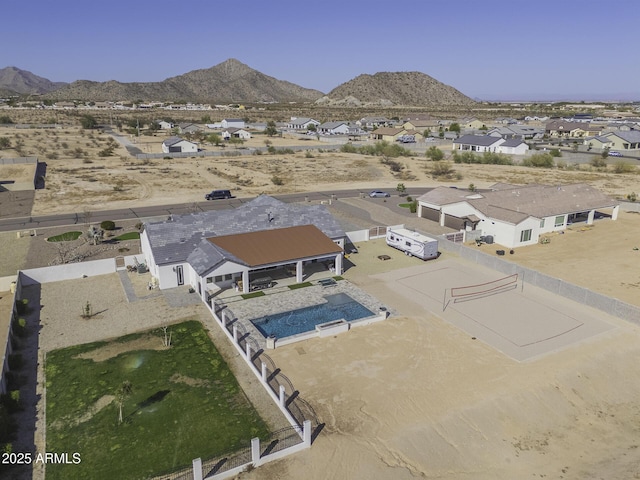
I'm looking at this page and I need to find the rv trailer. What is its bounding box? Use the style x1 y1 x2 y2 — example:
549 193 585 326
386 228 438 260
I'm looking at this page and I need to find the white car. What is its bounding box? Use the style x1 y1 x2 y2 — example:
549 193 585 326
608 151 623 157
369 190 391 198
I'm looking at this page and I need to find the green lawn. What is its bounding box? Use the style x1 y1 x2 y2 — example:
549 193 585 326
398 203 412 209
114 231 140 241
241 291 265 299
288 282 313 290
47 231 82 242
45 321 269 480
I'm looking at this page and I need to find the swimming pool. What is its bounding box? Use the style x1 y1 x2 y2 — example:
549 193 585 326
251 293 375 339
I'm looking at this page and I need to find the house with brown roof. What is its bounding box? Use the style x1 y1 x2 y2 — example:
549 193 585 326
416 184 619 248
141 196 346 296
370 127 406 142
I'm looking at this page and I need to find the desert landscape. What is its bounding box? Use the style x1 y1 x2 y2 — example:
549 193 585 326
1 123 639 217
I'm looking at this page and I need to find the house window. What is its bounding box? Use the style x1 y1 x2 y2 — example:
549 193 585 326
540 219 545 228
224 274 232 281
554 215 565 227
520 229 532 242
206 277 213 284
214 275 223 282
405 241 412 247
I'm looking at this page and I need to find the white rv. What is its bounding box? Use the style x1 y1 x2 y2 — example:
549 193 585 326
386 228 438 260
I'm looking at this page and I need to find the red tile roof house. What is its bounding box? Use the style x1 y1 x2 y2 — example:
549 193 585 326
141 196 346 296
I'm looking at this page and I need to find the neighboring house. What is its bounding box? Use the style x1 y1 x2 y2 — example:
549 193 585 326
403 120 440 134
177 123 200 134
487 125 544 140
453 134 504 153
140 195 346 296
222 128 251 140
356 117 392 129
158 120 174 130
370 127 406 142
545 120 584 137
416 184 619 248
498 138 529 155
161 136 198 153
583 135 613 151
317 121 350 135
459 117 486 130
286 117 320 130
221 118 245 129
602 131 640 151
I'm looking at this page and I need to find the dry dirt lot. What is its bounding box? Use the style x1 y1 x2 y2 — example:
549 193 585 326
1 125 639 216
472 211 640 306
237 243 640 480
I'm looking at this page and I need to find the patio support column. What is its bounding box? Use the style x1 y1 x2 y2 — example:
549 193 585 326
587 209 595 225
242 270 249 294
612 205 619 221
261 362 267 382
439 210 446 227
417 203 422 218
233 324 238 342
296 260 303 283
246 343 251 360
279 385 286 407
334 253 343 275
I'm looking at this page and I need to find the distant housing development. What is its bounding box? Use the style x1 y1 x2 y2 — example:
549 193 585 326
417 183 619 248
141 196 346 296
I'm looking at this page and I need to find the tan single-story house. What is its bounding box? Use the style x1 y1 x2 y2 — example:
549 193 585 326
416 183 619 248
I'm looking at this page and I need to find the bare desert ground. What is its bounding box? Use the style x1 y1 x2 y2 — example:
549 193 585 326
1 125 639 216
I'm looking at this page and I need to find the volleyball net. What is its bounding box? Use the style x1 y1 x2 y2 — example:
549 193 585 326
443 273 519 311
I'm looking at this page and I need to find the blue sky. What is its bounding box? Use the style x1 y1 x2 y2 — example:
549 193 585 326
4 0 639 101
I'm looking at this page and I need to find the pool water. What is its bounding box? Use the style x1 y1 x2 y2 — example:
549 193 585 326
251 293 375 339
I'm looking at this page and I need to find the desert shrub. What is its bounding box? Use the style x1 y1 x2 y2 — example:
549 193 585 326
425 145 444 161
627 192 637 202
0 115 14 124
98 147 114 157
590 157 607 168
271 175 284 185
305 150 314 158
429 161 457 179
0 137 12 149
549 148 562 157
556 159 567 169
340 141 411 158
522 153 554 168
409 200 417 213
340 144 358 153
613 161 635 174
100 220 116 231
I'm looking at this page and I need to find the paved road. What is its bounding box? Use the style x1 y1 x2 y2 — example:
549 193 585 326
0 187 432 232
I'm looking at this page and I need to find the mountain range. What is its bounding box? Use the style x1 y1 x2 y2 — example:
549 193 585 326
0 59 475 106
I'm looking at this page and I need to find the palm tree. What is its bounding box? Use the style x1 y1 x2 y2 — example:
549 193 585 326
116 380 133 424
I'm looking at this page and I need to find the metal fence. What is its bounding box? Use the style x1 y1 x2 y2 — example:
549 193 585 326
437 236 640 324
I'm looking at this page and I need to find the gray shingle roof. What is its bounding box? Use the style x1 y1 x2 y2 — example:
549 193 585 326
454 134 503 147
145 195 345 266
162 136 184 147
605 130 640 143
501 138 526 147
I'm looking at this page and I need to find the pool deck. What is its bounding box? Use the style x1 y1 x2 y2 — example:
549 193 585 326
218 278 389 350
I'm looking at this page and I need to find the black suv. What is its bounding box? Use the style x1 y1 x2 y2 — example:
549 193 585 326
205 189 232 200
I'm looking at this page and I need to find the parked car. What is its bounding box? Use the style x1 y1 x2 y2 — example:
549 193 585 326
369 190 390 198
608 151 623 157
205 189 232 200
